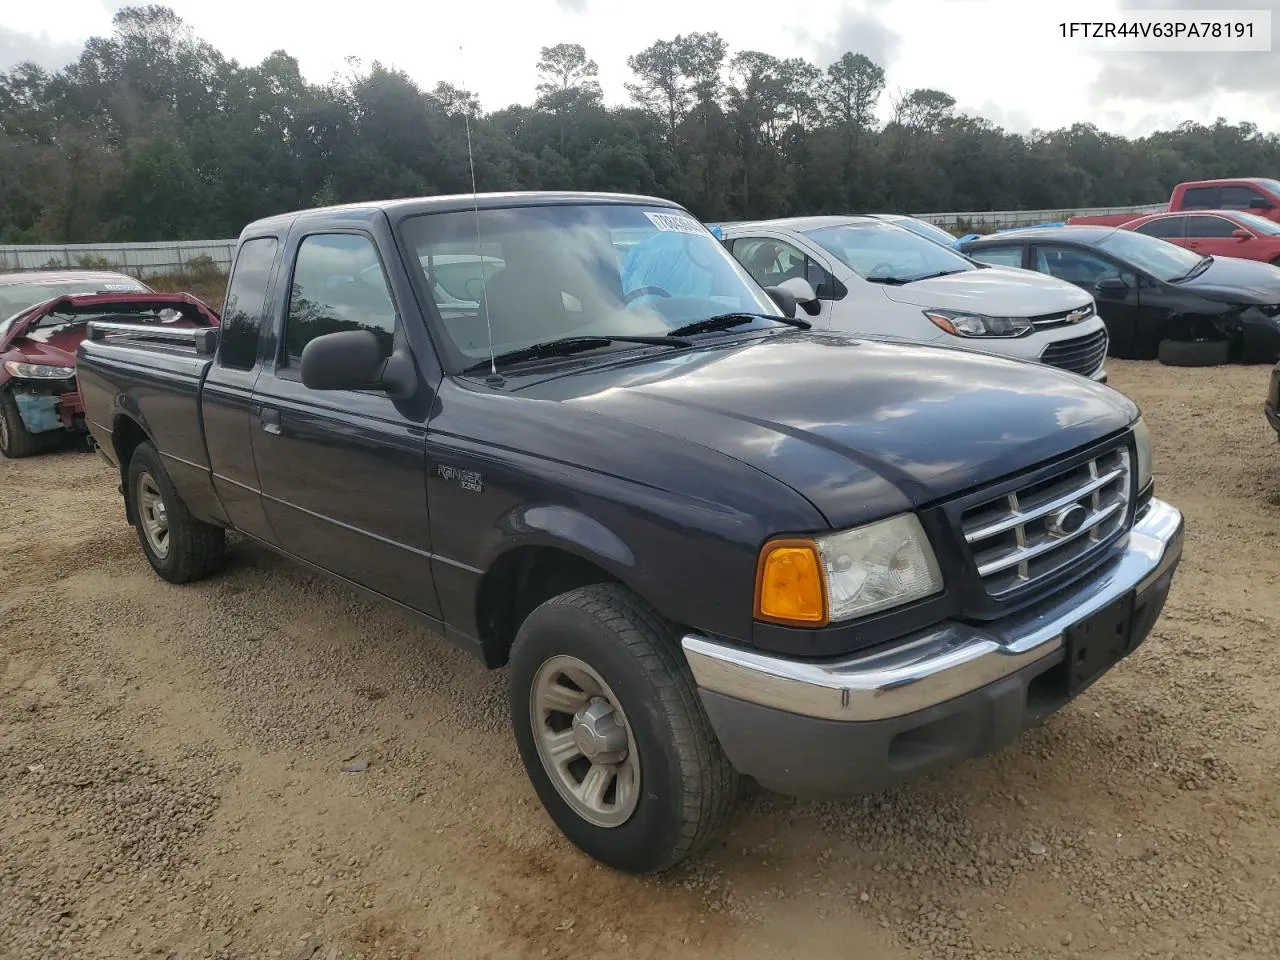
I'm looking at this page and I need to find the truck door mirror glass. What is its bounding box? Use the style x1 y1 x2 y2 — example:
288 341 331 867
1094 276 1129 294
300 329 399 394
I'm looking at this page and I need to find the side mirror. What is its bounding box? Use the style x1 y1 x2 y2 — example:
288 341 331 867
1095 276 1129 294
775 277 821 317
299 329 415 399
776 276 819 304
1232 228 1251 240
764 285 797 318
1249 197 1273 210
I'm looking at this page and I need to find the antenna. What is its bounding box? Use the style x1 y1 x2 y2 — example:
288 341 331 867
460 44 500 384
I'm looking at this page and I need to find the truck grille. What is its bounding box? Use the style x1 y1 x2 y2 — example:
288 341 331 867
960 444 1132 598
1040 329 1108 376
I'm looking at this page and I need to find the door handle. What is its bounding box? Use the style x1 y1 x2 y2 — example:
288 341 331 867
259 407 282 435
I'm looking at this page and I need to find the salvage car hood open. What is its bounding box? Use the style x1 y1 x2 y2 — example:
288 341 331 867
0 293 220 362
511 332 1137 527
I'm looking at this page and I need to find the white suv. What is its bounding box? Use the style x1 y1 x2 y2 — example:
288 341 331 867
717 216 1110 380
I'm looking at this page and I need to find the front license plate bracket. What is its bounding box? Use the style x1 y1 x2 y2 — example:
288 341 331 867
1064 593 1135 695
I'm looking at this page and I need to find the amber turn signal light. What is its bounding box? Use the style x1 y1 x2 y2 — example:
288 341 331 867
754 539 828 627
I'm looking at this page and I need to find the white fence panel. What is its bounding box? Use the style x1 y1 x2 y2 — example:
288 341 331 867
913 203 1168 230
0 239 237 277
0 203 1174 271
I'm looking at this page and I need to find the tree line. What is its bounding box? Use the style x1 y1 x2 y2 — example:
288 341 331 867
1 4 1278 244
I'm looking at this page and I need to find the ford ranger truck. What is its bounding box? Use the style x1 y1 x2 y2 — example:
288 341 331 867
76 191 1185 874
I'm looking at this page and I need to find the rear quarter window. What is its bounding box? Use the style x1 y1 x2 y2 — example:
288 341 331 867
217 237 279 371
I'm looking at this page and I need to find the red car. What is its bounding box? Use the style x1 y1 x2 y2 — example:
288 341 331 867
1119 209 1280 266
0 290 220 458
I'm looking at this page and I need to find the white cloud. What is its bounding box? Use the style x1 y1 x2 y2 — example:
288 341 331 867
1 0 1275 136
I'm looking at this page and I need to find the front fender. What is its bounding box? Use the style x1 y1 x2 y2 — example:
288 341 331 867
497 503 637 573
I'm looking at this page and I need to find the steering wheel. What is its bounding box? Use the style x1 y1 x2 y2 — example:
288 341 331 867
867 262 895 278
624 285 672 304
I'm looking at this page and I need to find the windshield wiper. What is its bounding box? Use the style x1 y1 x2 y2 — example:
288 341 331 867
666 312 811 337
1169 256 1213 283
461 334 690 374
863 276 912 285
901 269 969 283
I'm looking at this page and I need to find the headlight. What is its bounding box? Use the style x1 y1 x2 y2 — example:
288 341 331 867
924 308 1032 338
755 514 944 626
1132 416 1153 492
3 361 75 380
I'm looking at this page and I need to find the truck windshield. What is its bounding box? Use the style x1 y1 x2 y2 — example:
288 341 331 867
803 221 974 283
399 204 784 371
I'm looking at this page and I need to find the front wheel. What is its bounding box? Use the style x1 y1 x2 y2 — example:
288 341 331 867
127 441 225 583
0 390 40 459
509 584 739 873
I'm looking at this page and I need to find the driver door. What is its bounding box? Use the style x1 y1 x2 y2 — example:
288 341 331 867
1030 244 1148 358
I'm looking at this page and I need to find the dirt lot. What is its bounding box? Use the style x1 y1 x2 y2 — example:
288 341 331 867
2 360 1279 960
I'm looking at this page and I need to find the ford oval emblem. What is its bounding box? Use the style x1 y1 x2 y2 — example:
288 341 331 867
1047 503 1088 538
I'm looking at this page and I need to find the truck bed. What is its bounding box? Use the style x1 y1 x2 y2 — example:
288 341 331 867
77 325 218 506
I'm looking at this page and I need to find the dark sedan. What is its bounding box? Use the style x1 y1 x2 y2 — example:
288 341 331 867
959 226 1280 363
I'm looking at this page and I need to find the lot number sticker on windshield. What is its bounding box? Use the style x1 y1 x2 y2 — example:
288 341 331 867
644 212 709 237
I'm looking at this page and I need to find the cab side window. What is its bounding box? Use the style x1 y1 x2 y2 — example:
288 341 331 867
217 237 278 371
1220 185 1268 210
1180 186 1219 210
283 234 397 372
732 237 844 299
1033 246 1123 287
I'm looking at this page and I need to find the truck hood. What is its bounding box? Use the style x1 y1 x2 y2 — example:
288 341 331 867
877 266 1091 316
1181 255 1280 304
513 332 1137 527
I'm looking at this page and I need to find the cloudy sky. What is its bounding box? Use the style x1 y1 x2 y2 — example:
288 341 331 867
2 0 1277 137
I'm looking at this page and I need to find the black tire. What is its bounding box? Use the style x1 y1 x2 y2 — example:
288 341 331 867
126 441 225 583
0 389 41 459
1157 337 1230 367
509 583 739 873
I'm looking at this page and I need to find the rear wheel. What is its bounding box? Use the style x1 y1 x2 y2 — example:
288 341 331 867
1157 337 1230 367
509 583 739 873
127 441 225 583
0 390 40 459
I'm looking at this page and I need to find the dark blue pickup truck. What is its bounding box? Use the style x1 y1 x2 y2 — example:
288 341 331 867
77 191 1185 874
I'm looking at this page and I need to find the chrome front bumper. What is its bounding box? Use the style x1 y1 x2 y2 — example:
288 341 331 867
682 497 1183 724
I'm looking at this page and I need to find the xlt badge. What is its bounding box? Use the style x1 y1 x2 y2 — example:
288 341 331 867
434 462 484 493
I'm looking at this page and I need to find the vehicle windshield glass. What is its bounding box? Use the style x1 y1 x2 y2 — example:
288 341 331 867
1255 178 1280 197
803 221 975 282
1232 211 1280 235
0 280 146 322
400 204 784 370
895 218 958 247
1094 228 1205 281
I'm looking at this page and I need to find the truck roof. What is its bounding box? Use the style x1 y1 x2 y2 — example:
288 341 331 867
241 191 685 238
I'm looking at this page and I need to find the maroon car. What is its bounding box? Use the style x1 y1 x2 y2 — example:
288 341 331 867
0 289 220 457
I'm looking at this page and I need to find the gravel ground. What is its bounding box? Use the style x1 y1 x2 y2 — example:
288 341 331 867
2 359 1279 960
